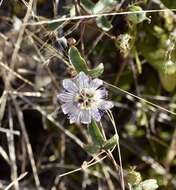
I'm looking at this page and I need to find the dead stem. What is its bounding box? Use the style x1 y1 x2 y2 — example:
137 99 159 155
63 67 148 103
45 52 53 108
11 95 41 188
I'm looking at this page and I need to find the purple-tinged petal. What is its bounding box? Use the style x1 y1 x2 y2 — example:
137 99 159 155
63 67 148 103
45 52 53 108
61 103 81 123
90 78 103 89
63 79 78 93
75 72 89 89
61 102 74 114
91 108 101 122
98 100 114 110
96 88 108 99
59 71 113 124
57 92 73 102
69 111 81 124
80 110 91 124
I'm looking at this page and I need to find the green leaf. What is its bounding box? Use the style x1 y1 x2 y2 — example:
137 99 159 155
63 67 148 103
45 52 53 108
68 46 104 77
103 134 118 150
93 0 116 14
159 71 176 92
87 63 104 78
96 16 112 31
84 144 101 154
160 60 176 75
158 60 176 92
137 19 176 92
88 120 105 146
127 6 149 24
140 179 159 190
68 46 88 73
131 179 159 190
81 0 95 14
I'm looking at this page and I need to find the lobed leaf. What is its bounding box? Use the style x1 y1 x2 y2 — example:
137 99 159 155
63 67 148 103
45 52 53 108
88 120 105 146
68 46 88 73
103 134 118 150
68 46 104 77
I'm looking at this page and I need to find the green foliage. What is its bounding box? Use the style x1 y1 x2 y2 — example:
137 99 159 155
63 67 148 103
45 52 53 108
68 46 104 77
131 179 158 190
68 46 88 72
140 179 159 190
84 144 101 154
88 120 105 146
85 121 118 154
138 14 176 92
159 72 176 92
128 169 159 190
81 0 95 13
127 6 149 24
92 0 116 14
96 16 112 31
103 134 118 150
81 0 116 31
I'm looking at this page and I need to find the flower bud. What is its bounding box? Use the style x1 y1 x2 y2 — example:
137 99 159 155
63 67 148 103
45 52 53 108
127 170 142 186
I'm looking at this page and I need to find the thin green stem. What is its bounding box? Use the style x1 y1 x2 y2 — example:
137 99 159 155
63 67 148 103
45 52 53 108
107 110 125 190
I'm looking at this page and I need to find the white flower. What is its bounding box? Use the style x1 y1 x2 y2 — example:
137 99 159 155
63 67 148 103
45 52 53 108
57 72 113 124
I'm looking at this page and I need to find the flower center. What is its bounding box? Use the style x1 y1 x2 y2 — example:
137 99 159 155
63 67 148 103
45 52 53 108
74 88 95 109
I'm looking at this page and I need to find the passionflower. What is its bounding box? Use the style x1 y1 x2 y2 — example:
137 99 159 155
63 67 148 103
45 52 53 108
57 72 113 124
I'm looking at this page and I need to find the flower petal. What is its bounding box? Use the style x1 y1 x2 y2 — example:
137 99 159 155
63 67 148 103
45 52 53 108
61 102 74 114
57 92 73 102
61 103 81 123
80 109 91 124
59 72 113 124
75 72 89 89
98 100 114 110
91 108 101 122
90 78 103 89
96 88 108 99
69 111 81 124
63 79 78 93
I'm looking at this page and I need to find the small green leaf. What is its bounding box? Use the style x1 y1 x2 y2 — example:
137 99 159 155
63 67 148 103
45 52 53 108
96 16 112 31
68 46 88 73
88 120 105 146
103 134 118 150
160 60 176 75
68 46 104 77
81 0 95 13
93 0 116 14
84 144 101 154
87 63 104 78
127 6 149 24
141 179 159 190
159 72 176 92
